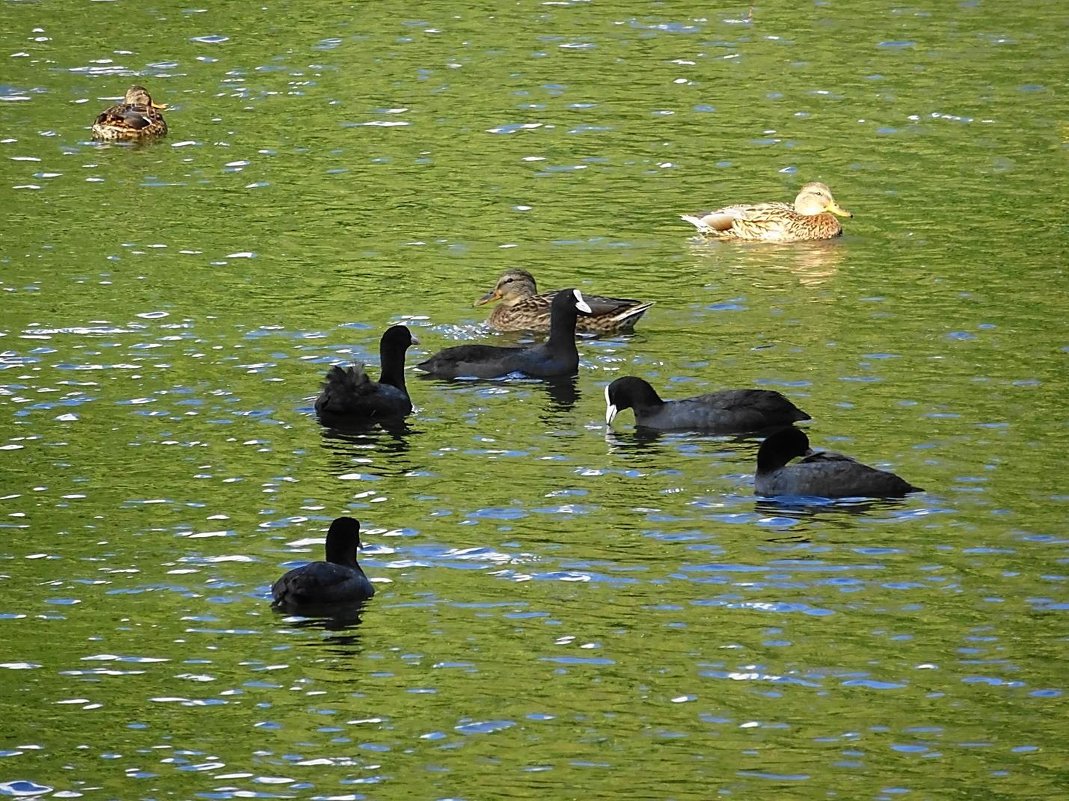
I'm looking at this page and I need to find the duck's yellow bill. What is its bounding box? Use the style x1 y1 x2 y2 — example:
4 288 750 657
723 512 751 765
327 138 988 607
828 201 852 218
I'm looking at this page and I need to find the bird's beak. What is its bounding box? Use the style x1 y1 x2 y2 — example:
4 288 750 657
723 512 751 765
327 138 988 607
604 384 617 425
827 200 852 218
473 289 500 307
804 448 816 457
574 289 592 314
410 334 420 345
151 102 169 110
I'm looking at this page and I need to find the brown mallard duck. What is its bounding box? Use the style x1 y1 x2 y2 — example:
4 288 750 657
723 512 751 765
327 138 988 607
681 182 852 242
91 85 168 141
474 269 653 335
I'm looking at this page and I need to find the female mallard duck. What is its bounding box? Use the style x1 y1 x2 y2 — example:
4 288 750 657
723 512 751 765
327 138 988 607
418 289 592 379
681 182 852 242
475 269 653 335
91 85 168 141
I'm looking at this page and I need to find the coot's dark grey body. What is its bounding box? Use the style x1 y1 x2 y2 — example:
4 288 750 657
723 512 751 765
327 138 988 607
315 325 418 422
416 289 592 379
271 517 375 612
605 376 810 433
755 428 923 498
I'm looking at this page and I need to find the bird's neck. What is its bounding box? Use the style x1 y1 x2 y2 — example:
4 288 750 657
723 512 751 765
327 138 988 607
379 346 407 392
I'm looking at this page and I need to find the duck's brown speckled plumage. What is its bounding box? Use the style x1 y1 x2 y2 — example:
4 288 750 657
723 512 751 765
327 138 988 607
475 269 653 335
682 182 852 243
91 85 168 141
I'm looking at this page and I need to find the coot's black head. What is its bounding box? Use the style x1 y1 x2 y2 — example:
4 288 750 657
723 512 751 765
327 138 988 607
550 288 593 316
380 325 419 351
324 516 362 566
757 428 812 472
604 376 663 425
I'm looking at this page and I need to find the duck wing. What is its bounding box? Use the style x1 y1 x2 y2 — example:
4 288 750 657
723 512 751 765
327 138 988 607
682 201 792 231
494 292 652 335
95 104 158 131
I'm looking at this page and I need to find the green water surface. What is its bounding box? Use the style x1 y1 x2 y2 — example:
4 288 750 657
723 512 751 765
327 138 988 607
1 1 1067 799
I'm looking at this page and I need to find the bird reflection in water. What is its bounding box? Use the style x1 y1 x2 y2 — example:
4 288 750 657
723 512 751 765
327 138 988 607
689 239 845 287
318 422 420 478
748 496 919 546
604 427 783 459
754 495 916 526
278 600 370 645
603 426 671 454
316 411 416 439
541 375 580 414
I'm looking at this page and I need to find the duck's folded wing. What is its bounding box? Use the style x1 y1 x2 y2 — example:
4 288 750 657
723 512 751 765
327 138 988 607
120 106 158 130
724 201 793 221
685 201 793 232
96 105 157 130
94 105 125 126
582 294 648 316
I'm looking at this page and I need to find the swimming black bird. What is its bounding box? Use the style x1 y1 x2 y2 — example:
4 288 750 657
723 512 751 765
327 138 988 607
416 289 592 379
754 428 923 498
271 517 375 611
315 325 418 423
605 376 810 433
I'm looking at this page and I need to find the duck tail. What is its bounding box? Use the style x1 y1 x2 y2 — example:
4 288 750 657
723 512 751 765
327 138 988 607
680 214 711 232
611 301 655 330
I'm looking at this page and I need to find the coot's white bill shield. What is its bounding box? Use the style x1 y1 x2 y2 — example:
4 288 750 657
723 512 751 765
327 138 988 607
573 289 592 314
604 383 618 425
